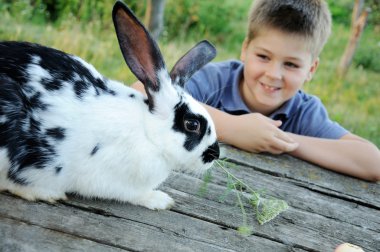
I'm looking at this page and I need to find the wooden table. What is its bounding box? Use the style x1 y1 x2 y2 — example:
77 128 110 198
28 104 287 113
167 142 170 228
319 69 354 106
1 145 379 251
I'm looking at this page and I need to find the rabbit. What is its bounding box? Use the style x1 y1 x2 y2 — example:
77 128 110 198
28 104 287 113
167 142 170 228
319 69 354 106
0 0 219 210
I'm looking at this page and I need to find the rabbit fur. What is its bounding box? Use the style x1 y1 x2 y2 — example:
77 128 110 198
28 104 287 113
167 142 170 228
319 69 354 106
0 1 219 210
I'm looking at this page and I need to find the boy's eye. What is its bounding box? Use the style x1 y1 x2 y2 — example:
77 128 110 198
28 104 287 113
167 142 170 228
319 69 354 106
285 62 299 68
257 54 269 60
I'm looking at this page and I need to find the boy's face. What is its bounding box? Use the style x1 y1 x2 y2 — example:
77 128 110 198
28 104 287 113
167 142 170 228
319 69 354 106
240 28 319 115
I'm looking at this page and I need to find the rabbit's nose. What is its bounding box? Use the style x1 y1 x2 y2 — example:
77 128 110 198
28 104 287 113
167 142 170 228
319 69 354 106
202 141 220 163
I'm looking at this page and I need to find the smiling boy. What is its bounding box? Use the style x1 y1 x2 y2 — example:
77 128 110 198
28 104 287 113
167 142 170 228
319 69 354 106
133 0 380 181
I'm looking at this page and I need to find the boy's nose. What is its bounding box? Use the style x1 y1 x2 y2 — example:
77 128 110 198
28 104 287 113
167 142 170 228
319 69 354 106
265 62 283 80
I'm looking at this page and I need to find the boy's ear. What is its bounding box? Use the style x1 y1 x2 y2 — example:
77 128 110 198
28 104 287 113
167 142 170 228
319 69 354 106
240 38 249 62
306 57 320 82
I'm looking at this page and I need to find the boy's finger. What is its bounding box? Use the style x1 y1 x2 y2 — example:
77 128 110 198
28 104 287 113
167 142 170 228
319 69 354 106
267 118 282 127
281 142 299 152
335 243 364 252
275 131 296 144
273 136 299 152
285 142 299 152
268 141 298 154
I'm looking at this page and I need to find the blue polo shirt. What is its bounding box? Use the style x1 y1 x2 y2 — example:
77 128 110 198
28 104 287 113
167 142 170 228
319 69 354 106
185 60 348 139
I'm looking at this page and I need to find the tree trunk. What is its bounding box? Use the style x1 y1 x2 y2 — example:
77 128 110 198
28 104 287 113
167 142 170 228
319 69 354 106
337 0 369 78
144 0 166 41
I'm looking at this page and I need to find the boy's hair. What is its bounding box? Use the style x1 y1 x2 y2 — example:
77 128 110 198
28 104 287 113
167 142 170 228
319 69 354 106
247 0 332 58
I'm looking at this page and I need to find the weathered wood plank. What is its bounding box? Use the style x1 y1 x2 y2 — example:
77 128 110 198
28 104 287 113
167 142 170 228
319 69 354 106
2 162 377 252
0 216 126 252
0 193 291 252
1 145 377 252
65 198 296 252
162 171 379 252
220 145 380 208
184 162 380 233
2 170 372 251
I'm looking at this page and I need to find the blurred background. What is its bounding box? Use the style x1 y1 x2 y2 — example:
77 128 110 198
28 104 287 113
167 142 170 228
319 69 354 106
0 0 379 146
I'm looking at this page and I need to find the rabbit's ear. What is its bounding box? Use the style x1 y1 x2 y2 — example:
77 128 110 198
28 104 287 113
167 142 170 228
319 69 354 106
112 1 165 108
170 40 216 88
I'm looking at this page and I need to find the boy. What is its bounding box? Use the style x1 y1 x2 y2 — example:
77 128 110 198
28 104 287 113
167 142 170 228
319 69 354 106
133 0 380 181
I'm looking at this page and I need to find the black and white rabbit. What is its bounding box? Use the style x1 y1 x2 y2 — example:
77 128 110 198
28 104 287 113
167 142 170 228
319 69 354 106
0 1 219 210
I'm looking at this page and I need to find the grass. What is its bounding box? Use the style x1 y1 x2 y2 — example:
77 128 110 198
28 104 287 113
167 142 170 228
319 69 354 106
1 10 379 147
306 24 380 145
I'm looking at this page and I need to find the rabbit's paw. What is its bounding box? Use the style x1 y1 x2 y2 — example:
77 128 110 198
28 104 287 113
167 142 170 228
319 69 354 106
10 187 67 203
138 190 174 210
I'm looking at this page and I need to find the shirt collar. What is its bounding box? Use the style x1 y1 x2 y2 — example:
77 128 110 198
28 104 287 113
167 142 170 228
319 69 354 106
269 91 302 121
222 63 251 114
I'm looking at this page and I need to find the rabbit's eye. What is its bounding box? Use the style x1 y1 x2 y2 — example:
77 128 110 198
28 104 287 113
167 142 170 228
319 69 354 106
184 119 200 133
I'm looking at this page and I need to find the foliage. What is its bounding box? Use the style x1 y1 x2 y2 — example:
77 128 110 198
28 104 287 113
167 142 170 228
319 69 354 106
0 0 379 146
200 159 289 233
327 0 356 25
1 0 379 27
0 0 113 26
327 0 380 26
353 28 380 72
163 0 248 47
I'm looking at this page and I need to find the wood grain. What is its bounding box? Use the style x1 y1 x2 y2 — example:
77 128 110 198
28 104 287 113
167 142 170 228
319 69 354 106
1 145 378 252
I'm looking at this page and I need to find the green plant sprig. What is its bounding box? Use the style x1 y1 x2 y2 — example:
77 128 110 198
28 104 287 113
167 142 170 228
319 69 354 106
201 159 289 235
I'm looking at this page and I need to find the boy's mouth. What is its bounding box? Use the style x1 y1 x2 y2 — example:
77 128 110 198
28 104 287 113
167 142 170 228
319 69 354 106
260 82 281 92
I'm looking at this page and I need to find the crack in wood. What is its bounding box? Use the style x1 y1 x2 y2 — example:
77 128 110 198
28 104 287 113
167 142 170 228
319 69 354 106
293 182 380 211
223 157 287 178
219 157 380 211
169 207 296 250
59 200 236 252
0 214 136 251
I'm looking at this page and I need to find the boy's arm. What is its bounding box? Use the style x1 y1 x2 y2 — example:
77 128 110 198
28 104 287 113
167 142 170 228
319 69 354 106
132 81 145 93
206 104 380 182
288 133 380 181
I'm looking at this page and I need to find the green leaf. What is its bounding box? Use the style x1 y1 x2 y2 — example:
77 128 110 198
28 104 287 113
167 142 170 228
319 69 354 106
237 225 253 236
252 197 289 225
199 159 290 230
197 169 213 197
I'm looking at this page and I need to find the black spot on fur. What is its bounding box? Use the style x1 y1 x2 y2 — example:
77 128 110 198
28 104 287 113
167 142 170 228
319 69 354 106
172 102 208 151
0 76 23 148
55 166 63 174
207 127 211 136
0 42 114 98
91 144 100 156
0 41 120 184
46 127 66 141
202 141 219 163
74 80 89 98
27 92 48 111
18 137 54 170
0 81 57 181
94 86 100 96
0 44 29 85
28 117 42 133
41 78 63 91
7 172 29 185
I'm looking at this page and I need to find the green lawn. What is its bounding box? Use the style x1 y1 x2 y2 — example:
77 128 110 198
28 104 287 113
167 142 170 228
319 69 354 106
1 9 379 147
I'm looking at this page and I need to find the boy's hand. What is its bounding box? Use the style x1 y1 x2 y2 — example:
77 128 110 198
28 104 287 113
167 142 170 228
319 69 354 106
225 113 299 154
